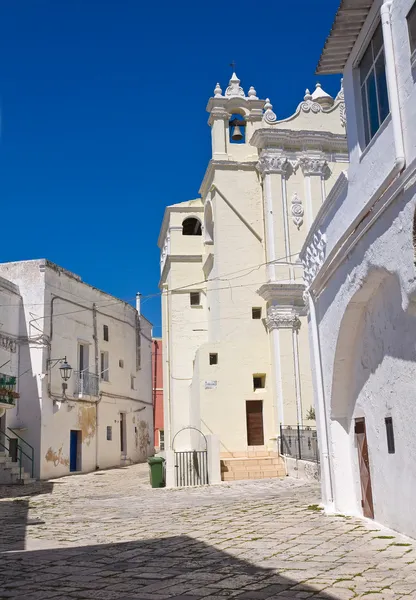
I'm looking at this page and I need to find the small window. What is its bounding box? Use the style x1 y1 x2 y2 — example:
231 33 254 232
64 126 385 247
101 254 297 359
190 292 201 306
359 23 390 146
182 218 202 236
252 307 262 320
209 353 218 365
103 325 109 341
159 430 165 451
131 375 135 390
408 2 416 55
253 374 266 390
100 351 109 382
385 417 395 454
119 359 124 369
106 426 112 441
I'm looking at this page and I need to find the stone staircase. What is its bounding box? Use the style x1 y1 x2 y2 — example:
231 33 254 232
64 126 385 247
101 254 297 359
220 450 286 481
0 451 36 485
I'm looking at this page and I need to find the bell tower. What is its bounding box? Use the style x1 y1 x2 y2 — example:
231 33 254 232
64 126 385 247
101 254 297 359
206 72 265 162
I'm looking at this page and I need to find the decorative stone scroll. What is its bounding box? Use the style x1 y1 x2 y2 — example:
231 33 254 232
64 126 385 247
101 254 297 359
302 230 327 286
291 193 304 229
0 334 17 353
160 234 170 273
265 306 301 332
298 156 329 177
257 155 291 177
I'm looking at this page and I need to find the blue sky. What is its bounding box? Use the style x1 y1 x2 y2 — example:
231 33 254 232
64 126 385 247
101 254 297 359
0 0 341 334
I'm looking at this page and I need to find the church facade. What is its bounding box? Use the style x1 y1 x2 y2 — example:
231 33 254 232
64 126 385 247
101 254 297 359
159 73 347 479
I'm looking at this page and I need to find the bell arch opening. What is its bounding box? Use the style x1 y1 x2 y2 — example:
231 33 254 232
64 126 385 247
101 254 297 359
182 217 202 236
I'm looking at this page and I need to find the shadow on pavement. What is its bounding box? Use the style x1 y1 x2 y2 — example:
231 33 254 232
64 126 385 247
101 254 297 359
0 535 341 599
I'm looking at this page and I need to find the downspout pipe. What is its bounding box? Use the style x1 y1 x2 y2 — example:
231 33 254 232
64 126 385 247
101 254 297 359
307 290 334 510
381 1 405 174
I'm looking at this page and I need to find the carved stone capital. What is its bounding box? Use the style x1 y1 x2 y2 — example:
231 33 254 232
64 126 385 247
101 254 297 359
256 154 291 177
265 306 301 332
302 230 327 286
298 155 329 177
208 107 231 126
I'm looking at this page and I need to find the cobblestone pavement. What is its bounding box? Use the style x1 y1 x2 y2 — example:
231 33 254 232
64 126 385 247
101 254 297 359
0 464 415 600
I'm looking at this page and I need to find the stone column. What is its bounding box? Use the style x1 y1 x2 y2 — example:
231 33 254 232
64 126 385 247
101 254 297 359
209 107 229 161
257 154 291 281
265 305 301 427
299 157 330 227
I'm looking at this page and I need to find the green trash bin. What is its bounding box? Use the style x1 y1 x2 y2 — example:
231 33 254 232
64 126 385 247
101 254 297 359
148 456 165 488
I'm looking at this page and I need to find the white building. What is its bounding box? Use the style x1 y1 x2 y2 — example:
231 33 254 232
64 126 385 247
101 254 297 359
301 0 416 537
0 259 153 480
159 73 348 481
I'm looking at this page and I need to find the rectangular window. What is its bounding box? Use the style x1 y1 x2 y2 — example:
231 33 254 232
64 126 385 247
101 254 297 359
252 307 262 320
209 353 218 365
103 324 109 341
100 351 109 382
190 292 201 306
119 359 124 368
359 23 390 146
408 2 416 55
106 426 112 441
159 430 165 451
385 417 395 454
253 374 266 390
131 375 135 390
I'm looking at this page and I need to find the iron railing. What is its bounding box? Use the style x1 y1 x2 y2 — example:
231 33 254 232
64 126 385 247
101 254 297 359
74 371 99 396
280 425 319 463
0 429 34 479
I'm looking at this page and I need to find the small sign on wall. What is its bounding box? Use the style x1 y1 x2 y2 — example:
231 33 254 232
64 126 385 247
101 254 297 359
205 380 217 390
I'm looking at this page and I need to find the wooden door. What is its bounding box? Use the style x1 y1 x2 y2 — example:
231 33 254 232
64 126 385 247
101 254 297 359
355 418 374 519
246 401 264 446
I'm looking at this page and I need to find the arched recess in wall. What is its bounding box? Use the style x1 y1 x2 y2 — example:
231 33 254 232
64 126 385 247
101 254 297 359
182 217 202 236
204 201 214 244
331 267 392 423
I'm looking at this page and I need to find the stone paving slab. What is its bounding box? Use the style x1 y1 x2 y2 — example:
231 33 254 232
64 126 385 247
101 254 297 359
0 464 415 599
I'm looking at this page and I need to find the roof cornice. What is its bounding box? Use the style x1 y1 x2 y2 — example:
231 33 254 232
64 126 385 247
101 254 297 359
250 128 348 153
159 254 203 288
316 0 373 74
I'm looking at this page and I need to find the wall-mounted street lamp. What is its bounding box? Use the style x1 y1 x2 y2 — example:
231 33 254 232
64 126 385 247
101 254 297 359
47 356 73 400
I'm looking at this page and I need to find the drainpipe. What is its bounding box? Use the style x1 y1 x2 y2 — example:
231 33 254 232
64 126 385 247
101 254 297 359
307 290 334 510
153 340 158 447
381 1 405 174
93 303 100 470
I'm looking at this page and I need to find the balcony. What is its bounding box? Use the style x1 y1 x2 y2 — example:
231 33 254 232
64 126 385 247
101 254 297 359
74 371 99 397
0 374 19 411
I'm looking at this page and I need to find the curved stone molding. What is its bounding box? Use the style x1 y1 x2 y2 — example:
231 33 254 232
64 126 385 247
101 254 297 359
302 230 327 286
160 234 170 273
335 79 346 128
265 306 301 332
291 193 304 229
263 98 277 125
257 155 290 177
298 156 329 177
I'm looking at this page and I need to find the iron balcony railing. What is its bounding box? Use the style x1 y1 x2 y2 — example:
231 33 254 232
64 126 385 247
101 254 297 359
280 425 319 463
74 370 99 397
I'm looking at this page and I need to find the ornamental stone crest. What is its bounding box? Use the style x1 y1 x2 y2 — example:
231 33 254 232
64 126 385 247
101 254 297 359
302 230 327 286
291 193 304 229
160 234 170 273
300 90 323 114
225 73 245 98
263 98 277 125
265 306 301 332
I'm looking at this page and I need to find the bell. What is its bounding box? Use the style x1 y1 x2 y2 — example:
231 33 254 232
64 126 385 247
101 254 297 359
231 125 243 141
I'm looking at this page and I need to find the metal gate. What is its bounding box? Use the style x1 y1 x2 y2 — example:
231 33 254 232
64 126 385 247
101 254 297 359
175 450 208 486
172 427 209 487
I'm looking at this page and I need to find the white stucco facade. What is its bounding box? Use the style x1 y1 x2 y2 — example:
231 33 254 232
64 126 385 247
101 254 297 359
159 73 348 468
0 259 153 479
301 0 416 537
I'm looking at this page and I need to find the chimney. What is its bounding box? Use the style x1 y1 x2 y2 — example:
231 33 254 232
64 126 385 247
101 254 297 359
136 292 141 315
